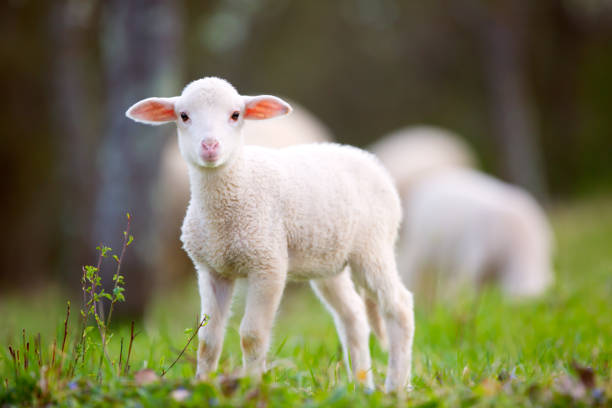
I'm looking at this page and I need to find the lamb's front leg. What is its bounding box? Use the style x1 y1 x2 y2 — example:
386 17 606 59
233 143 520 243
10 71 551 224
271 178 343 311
196 265 235 379
239 268 286 377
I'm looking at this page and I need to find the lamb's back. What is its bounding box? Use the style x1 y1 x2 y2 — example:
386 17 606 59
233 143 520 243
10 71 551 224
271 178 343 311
261 143 401 277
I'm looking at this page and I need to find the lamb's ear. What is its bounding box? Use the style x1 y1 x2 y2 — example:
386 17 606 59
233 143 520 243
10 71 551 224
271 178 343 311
243 95 292 120
125 97 178 125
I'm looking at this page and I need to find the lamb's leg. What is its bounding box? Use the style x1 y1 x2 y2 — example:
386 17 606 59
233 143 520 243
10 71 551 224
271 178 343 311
350 250 415 392
364 295 388 350
239 269 286 377
311 269 374 389
195 265 235 379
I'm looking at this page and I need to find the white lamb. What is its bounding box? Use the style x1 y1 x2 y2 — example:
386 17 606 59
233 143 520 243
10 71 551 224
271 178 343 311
154 103 333 289
400 168 554 299
126 77 414 391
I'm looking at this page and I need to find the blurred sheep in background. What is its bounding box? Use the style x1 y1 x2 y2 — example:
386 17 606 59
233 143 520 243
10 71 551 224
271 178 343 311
399 169 554 300
372 127 553 301
154 101 334 292
369 126 476 197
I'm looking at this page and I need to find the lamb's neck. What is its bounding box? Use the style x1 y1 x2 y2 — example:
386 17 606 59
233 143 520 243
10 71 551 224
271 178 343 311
187 155 246 208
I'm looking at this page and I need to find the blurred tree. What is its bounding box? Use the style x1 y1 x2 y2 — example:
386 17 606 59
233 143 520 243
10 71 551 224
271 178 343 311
533 0 612 195
480 2 548 200
94 0 183 316
530 0 584 196
0 1 57 290
49 0 102 287
449 0 548 200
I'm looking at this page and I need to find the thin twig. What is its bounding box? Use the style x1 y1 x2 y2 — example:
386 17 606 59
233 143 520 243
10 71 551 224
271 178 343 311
25 342 29 370
95 332 113 379
96 351 105 383
72 267 88 373
105 215 131 330
35 333 42 367
8 346 18 378
58 302 70 373
118 337 124 374
161 316 208 377
124 321 136 375
51 339 56 369
22 329 28 370
168 346 197 365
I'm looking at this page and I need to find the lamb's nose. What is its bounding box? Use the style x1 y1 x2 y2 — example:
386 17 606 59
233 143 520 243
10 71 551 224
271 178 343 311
201 139 219 152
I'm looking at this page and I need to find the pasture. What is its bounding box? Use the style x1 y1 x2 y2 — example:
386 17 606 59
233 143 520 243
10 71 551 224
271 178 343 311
1 196 611 407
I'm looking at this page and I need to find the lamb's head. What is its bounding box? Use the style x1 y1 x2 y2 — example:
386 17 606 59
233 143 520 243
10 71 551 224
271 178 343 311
125 77 292 168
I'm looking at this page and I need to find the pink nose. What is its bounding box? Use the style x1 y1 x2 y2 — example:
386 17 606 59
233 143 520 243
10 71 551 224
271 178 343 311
201 139 219 153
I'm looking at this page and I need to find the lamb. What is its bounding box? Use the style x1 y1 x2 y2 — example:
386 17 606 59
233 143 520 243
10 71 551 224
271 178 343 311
400 168 554 299
154 102 334 290
125 77 414 392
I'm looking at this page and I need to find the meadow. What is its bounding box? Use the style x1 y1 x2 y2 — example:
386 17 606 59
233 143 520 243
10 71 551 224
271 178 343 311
1 196 611 407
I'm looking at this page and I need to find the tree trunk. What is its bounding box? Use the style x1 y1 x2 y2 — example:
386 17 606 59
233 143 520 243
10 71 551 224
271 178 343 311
479 2 548 201
95 0 183 316
49 0 100 287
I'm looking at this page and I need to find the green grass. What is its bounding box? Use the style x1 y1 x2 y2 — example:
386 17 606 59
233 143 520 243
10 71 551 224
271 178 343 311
2 197 612 407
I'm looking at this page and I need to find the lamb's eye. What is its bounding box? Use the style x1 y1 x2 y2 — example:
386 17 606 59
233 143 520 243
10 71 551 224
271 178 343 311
180 112 189 122
230 111 240 121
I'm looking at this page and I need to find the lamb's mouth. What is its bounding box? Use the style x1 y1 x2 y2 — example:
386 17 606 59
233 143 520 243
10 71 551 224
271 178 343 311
199 150 220 164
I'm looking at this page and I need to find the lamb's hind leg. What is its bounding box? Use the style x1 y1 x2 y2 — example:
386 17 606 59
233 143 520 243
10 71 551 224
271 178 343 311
350 250 415 392
364 294 388 350
311 268 373 388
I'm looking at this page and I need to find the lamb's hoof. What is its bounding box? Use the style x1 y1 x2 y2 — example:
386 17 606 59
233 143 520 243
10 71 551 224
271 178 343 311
384 379 412 394
218 374 241 396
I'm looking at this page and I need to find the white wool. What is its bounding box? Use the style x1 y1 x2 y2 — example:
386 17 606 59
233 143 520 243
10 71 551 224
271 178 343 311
399 168 554 299
154 101 334 289
181 143 401 281
370 125 475 197
126 77 414 392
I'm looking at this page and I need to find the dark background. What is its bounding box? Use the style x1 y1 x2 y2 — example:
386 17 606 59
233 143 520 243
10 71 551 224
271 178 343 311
1 0 611 314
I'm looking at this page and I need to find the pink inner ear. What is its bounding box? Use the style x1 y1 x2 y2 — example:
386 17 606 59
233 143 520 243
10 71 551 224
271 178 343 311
245 99 288 119
131 100 176 122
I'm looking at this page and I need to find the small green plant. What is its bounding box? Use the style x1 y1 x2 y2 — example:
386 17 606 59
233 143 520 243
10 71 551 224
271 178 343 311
77 213 132 378
1 214 135 405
